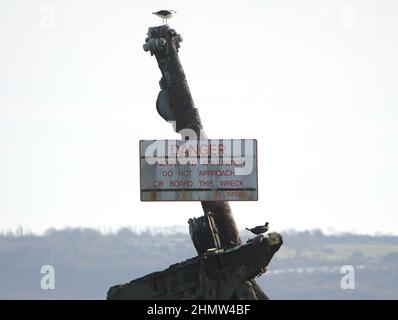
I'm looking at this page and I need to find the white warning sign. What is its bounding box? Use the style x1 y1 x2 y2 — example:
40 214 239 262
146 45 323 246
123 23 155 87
139 139 258 201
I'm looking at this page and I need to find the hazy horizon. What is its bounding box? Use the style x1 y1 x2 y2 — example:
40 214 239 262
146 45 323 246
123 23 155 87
2 225 397 237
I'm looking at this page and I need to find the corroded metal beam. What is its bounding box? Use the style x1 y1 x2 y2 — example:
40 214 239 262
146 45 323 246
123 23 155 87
107 233 283 300
143 25 241 249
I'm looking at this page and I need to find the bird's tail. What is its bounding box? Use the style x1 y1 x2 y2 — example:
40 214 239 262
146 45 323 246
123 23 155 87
245 227 250 231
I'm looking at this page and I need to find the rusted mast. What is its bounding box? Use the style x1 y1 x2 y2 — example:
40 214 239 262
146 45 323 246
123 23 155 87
143 25 241 249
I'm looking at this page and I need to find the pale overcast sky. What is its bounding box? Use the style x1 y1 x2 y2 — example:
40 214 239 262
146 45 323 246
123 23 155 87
0 0 397 234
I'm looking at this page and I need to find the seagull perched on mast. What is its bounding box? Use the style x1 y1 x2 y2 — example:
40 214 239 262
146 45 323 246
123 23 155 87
246 222 269 235
152 10 176 25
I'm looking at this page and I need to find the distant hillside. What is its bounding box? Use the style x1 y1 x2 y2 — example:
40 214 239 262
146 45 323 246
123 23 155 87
0 228 397 299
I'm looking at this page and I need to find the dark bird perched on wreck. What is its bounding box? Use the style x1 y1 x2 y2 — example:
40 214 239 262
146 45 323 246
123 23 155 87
246 222 269 235
152 10 176 25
